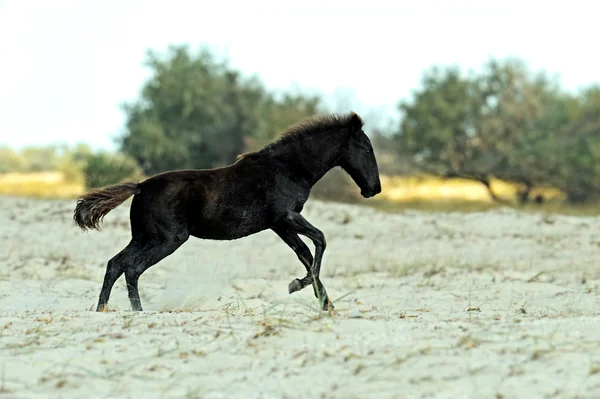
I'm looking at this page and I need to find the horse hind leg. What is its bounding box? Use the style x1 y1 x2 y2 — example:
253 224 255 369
97 240 138 312
96 232 188 312
124 233 189 311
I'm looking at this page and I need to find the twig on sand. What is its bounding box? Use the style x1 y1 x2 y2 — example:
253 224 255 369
527 271 545 283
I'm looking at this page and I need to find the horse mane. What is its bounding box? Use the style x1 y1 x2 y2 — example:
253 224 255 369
236 112 363 161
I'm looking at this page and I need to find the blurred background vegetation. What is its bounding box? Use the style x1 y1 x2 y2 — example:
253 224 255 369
1 44 599 214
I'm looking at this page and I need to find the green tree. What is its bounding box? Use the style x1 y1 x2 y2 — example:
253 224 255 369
118 44 322 175
534 86 600 203
19 145 64 172
0 146 27 173
397 64 477 175
82 151 143 189
246 91 321 151
393 57 600 204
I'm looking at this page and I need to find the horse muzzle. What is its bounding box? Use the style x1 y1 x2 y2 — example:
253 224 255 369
361 183 381 198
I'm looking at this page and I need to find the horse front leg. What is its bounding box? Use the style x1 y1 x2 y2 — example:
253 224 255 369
274 213 333 311
272 228 316 295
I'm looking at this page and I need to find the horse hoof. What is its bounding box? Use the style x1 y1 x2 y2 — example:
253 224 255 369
322 298 334 311
288 279 302 294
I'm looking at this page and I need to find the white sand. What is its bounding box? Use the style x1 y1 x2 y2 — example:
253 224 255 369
1 195 600 398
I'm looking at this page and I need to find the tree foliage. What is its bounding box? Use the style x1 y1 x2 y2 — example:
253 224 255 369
118 45 321 175
82 151 143 190
393 58 600 203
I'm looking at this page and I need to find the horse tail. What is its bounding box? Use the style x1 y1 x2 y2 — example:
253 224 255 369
73 182 140 231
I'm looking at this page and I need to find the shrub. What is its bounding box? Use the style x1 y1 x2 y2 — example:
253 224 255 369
82 152 143 189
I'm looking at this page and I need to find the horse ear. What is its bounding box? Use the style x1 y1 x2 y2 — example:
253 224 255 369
348 112 363 133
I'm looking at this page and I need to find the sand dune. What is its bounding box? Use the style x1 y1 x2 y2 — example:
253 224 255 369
1 195 600 398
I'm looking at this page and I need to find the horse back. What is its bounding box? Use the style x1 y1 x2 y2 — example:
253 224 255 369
133 157 309 240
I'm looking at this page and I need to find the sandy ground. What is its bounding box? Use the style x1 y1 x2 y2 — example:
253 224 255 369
1 195 600 399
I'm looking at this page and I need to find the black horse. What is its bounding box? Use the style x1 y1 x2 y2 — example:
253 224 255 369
74 112 381 312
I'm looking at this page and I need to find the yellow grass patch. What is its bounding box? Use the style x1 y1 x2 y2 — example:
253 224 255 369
0 171 84 199
379 175 564 203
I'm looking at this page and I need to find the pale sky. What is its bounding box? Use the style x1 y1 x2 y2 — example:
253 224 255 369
0 0 598 150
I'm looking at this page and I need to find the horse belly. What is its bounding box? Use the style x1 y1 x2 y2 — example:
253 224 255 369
189 211 269 240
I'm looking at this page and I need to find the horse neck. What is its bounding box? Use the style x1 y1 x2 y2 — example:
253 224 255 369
278 129 346 187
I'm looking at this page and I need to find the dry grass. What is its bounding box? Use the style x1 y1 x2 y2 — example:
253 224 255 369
0 172 84 199
379 175 564 203
373 175 599 216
